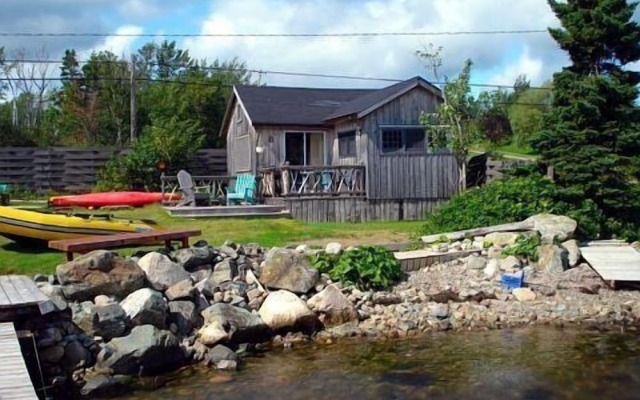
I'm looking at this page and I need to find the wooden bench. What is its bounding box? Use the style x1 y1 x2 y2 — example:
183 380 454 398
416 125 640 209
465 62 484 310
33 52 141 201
49 229 202 261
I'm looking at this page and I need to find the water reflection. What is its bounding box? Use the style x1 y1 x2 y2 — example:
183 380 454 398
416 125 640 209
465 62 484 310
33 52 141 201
122 327 640 400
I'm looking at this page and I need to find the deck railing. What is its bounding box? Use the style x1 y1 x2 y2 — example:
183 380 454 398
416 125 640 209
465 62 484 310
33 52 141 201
160 174 235 205
273 165 366 197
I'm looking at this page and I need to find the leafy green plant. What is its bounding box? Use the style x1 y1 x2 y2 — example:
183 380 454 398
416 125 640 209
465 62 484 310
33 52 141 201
309 252 340 275
317 246 403 291
502 233 541 261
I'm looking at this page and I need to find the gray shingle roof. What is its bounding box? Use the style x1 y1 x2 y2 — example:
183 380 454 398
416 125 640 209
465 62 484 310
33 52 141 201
234 76 441 126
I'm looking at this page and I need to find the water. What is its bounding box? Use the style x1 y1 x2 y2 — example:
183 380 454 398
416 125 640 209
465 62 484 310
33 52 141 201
122 327 640 400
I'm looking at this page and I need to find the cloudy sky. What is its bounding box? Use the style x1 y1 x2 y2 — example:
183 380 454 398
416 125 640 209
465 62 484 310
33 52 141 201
1 0 638 90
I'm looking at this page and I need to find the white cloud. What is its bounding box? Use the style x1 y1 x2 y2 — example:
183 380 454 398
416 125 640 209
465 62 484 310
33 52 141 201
182 0 566 88
488 47 545 87
118 0 161 18
81 25 144 59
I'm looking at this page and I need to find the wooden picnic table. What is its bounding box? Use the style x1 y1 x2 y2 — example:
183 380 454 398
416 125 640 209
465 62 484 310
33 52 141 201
48 229 202 261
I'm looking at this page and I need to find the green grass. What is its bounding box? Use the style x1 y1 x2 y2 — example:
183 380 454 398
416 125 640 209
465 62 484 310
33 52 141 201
0 204 422 276
471 141 538 160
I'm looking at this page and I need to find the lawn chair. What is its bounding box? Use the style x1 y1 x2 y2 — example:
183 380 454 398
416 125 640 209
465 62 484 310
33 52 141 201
321 169 333 193
175 170 212 207
226 174 256 205
0 184 9 206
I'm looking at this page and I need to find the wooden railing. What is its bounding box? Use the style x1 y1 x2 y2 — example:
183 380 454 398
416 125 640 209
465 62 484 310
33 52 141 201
276 165 366 197
160 174 235 205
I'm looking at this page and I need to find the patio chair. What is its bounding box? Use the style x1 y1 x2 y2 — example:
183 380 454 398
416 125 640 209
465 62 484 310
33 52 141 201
226 174 256 205
175 170 211 207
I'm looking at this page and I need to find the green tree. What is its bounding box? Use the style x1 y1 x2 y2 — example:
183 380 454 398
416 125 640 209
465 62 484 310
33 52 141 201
530 0 640 238
508 84 553 148
420 58 478 191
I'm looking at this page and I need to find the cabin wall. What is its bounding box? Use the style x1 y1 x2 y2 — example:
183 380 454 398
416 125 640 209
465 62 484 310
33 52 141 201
330 119 363 166
255 126 333 168
361 86 458 199
227 100 255 175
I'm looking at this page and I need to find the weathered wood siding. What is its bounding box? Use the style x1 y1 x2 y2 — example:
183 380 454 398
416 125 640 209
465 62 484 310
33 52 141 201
227 101 255 175
0 147 226 193
285 197 445 223
360 86 457 200
255 126 333 168
331 119 362 166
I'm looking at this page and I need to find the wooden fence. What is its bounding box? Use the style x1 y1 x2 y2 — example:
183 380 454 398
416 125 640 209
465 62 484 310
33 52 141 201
0 147 226 193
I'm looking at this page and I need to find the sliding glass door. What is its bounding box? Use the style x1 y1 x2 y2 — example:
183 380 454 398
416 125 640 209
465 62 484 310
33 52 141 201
284 131 325 166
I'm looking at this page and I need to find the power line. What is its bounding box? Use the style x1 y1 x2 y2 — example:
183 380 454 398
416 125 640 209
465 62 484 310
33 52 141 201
1 59 553 91
0 29 548 38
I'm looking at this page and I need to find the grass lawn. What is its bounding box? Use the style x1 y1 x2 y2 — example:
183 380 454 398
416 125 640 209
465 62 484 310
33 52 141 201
471 142 538 160
0 204 423 276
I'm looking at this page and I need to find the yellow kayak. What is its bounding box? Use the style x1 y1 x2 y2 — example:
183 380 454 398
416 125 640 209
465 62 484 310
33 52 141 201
0 206 156 244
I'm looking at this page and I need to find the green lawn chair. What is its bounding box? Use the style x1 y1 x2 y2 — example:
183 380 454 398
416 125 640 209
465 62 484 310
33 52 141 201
226 174 256 205
0 184 10 206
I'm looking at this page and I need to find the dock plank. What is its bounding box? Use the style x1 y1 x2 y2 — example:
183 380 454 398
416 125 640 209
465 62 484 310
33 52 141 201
0 283 10 307
0 276 24 308
7 276 48 305
0 323 38 399
581 245 640 282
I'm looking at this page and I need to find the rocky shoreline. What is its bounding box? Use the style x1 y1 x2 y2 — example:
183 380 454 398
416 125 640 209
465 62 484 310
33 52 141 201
23 214 640 398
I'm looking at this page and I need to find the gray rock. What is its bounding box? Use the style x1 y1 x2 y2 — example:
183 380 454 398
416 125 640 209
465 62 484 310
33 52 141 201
137 252 190 291
561 239 581 268
120 288 168 329
204 344 238 370
171 247 216 271
212 259 237 284
56 250 145 301
537 244 569 274
62 340 92 370
168 301 202 335
500 256 521 271
97 325 183 375
71 301 97 336
80 375 130 397
307 284 358 327
258 290 317 331
165 279 196 301
465 254 487 270
40 345 65 363
260 248 319 294
95 303 128 341
526 214 577 242
484 232 520 247
371 292 402 305
94 295 114 307
190 268 212 283
483 259 500 279
33 274 48 283
325 242 343 255
198 303 270 346
220 245 238 260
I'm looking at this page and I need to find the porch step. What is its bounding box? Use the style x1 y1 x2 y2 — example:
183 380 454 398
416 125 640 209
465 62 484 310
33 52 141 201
164 205 291 219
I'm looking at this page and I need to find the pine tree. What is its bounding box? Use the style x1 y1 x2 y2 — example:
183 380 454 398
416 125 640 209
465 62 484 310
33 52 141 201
531 0 640 237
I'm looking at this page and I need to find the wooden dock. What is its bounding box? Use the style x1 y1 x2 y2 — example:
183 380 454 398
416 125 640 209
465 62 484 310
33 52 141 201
394 249 482 272
0 322 39 399
0 275 53 322
580 243 640 288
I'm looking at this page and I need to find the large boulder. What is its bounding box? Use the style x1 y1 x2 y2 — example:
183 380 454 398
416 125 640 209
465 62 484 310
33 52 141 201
94 303 129 341
561 239 581 268
137 252 190 291
536 244 569 274
526 264 604 295
211 259 237 284
198 303 270 346
484 232 520 247
171 247 216 271
307 284 357 327
165 279 196 301
260 249 319 294
56 250 145 301
96 325 183 375
168 301 202 335
526 214 577 242
259 290 317 331
120 289 168 329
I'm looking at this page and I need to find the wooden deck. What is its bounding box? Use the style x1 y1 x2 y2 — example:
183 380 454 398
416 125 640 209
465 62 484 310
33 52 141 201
0 276 53 322
580 243 640 287
0 322 38 399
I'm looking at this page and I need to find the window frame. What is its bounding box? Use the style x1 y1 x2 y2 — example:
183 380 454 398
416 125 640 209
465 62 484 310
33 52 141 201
380 125 428 155
337 130 357 158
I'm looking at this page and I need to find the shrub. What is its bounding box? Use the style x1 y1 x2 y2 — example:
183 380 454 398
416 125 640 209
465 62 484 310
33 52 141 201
309 246 403 291
502 233 541 261
418 173 603 240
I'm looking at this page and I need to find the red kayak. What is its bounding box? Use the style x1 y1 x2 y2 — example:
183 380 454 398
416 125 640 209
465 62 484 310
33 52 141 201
50 192 180 209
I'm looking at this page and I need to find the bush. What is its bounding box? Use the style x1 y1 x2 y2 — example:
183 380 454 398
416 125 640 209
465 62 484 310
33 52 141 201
418 173 603 240
309 246 403 291
502 233 541 261
97 115 204 191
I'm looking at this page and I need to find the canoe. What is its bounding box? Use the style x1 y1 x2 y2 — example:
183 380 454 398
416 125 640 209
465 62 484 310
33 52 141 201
0 206 156 245
49 192 179 209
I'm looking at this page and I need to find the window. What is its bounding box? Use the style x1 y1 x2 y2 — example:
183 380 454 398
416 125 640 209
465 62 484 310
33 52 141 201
381 127 427 154
338 130 356 157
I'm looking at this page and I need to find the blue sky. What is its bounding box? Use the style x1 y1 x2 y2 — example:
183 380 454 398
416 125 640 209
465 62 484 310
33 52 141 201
1 0 638 91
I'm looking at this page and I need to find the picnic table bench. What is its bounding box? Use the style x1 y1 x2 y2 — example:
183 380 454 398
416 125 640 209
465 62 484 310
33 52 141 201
48 229 202 261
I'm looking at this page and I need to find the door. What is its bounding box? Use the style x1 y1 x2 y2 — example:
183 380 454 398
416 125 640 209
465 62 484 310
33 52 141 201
284 132 325 165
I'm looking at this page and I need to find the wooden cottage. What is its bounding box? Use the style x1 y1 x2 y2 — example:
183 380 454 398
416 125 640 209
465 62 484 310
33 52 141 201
219 76 459 222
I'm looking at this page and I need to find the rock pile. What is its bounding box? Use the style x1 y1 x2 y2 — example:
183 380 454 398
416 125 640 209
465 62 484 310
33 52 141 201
29 214 640 397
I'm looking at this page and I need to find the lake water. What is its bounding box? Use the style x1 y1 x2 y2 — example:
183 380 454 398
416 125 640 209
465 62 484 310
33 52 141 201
122 327 640 400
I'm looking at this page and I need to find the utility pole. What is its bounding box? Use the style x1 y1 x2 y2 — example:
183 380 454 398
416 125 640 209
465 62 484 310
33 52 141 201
130 54 137 144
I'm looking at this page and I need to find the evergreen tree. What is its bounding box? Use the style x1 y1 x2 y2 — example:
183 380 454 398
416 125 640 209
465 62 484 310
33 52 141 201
531 0 640 238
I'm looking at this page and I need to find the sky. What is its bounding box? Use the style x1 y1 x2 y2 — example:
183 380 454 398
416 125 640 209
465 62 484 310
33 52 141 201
0 0 639 91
